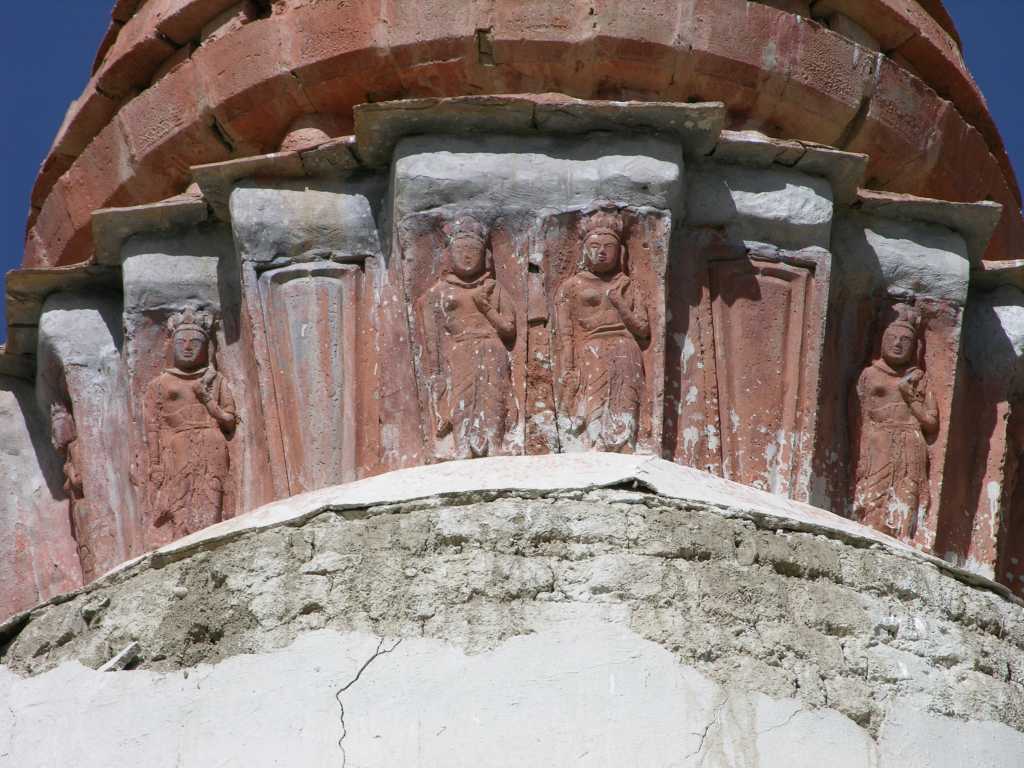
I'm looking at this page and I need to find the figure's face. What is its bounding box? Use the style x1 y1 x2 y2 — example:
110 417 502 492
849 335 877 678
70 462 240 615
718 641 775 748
450 237 486 280
583 233 622 275
882 325 915 367
173 329 209 371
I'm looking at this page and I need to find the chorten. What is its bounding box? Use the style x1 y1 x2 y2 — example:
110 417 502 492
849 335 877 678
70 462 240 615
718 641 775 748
2 2 1023 764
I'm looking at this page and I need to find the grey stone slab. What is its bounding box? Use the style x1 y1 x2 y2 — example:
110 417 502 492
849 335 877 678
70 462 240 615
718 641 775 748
712 130 867 205
229 179 384 265
298 135 361 177
356 94 724 167
686 161 834 250
393 133 684 222
855 190 1002 267
5 264 119 334
972 259 1024 294
193 152 306 221
832 210 970 304
92 195 209 267
121 227 230 315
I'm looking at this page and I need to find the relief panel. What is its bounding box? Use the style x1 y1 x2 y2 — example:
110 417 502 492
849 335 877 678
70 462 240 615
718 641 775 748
849 303 939 544
540 205 669 455
400 213 527 461
142 307 238 547
251 261 374 494
37 294 135 577
691 241 831 502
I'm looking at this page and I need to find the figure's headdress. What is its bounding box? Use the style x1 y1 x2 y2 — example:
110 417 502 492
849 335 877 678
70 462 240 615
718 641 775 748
50 401 72 425
444 216 488 246
167 305 214 337
580 208 625 243
49 401 76 451
886 303 922 337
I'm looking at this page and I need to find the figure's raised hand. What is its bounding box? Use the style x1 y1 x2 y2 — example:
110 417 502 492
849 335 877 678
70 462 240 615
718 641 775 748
606 278 628 313
899 368 925 403
472 281 495 314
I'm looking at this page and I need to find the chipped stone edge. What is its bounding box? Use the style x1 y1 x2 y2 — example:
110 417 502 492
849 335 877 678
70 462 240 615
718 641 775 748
711 130 868 206
2 263 121 356
92 195 210 267
854 190 1003 267
2 453 1018 645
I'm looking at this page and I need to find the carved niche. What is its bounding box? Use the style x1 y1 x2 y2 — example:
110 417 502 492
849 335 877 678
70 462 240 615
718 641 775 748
142 306 237 547
679 236 831 501
539 205 669 455
49 400 117 583
247 260 375 494
402 214 526 461
849 303 939 544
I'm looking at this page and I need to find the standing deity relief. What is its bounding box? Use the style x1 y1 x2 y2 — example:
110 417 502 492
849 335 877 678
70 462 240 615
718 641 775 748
552 208 651 453
849 303 939 543
50 400 117 582
143 305 237 547
414 215 520 461
404 203 666 463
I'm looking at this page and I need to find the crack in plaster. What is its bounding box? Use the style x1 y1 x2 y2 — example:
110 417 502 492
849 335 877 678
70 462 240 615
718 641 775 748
686 694 729 760
335 637 402 768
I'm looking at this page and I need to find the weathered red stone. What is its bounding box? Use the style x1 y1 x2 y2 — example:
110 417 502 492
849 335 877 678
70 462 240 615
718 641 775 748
20 0 1024 269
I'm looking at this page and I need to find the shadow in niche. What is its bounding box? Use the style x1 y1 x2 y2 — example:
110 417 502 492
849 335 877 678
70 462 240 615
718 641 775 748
4 374 66 502
936 291 1022 566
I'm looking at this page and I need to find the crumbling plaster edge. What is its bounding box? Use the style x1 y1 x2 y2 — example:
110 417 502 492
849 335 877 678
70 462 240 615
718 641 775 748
2 453 1018 648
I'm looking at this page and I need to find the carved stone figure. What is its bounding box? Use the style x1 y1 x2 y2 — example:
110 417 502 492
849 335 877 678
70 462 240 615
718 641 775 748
143 306 237 544
415 216 517 460
50 401 116 582
850 303 939 542
554 208 650 452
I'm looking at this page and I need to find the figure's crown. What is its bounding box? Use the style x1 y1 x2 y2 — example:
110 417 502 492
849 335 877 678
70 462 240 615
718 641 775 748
444 215 488 244
889 303 922 335
167 305 214 336
50 401 71 421
580 207 625 242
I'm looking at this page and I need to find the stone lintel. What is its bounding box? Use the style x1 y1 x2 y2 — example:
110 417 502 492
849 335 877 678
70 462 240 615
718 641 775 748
92 194 209 266
3 263 120 355
712 130 868 206
192 151 306 221
854 190 1002 267
354 94 726 168
192 138 362 221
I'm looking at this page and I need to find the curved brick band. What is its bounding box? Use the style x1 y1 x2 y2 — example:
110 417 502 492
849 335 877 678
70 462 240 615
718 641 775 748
25 0 1024 268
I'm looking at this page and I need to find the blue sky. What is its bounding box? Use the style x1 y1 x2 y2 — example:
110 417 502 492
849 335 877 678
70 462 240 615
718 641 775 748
0 2 1021 342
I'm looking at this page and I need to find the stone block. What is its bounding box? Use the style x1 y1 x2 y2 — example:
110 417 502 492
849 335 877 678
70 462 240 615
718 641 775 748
95 19 177 98
229 180 384 264
392 133 684 222
685 161 834 250
832 211 970 304
137 0 240 46
117 58 232 187
193 16 309 155
355 94 723 168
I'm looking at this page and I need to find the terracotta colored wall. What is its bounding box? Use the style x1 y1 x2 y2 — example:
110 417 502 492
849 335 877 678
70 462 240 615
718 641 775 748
24 0 1022 270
